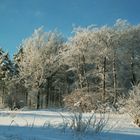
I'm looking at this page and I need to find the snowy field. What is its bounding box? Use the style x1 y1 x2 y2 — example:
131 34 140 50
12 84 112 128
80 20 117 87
0 109 139 140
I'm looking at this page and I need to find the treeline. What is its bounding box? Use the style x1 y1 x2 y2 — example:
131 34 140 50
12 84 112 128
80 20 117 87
0 19 140 110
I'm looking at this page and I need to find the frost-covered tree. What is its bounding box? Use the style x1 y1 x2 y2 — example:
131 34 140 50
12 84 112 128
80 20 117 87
15 27 65 109
63 26 113 111
66 27 97 90
39 30 65 107
117 21 140 86
92 26 117 103
0 48 15 107
14 29 44 109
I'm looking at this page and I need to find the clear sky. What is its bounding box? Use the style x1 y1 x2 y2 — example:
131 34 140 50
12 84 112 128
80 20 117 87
0 0 140 57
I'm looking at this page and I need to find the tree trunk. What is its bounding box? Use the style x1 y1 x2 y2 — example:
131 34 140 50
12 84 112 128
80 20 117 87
78 53 88 90
40 93 43 108
36 91 40 109
28 99 31 109
113 50 117 106
103 57 106 102
131 50 136 85
25 92 28 106
2 85 5 104
45 77 51 108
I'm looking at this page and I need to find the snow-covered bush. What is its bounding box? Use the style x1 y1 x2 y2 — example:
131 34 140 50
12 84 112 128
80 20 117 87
127 84 140 127
63 89 101 112
63 88 114 113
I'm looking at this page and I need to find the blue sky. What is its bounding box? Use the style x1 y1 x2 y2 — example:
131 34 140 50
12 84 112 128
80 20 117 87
0 0 140 57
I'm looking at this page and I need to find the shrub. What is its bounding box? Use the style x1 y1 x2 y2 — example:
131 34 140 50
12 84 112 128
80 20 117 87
63 89 102 112
127 84 140 127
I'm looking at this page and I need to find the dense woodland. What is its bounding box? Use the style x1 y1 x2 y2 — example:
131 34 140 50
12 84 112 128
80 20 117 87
0 19 140 114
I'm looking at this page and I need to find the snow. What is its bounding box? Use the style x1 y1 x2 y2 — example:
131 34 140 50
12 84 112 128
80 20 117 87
0 109 139 140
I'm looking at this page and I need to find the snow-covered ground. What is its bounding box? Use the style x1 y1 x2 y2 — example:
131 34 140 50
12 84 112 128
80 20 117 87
0 109 139 140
